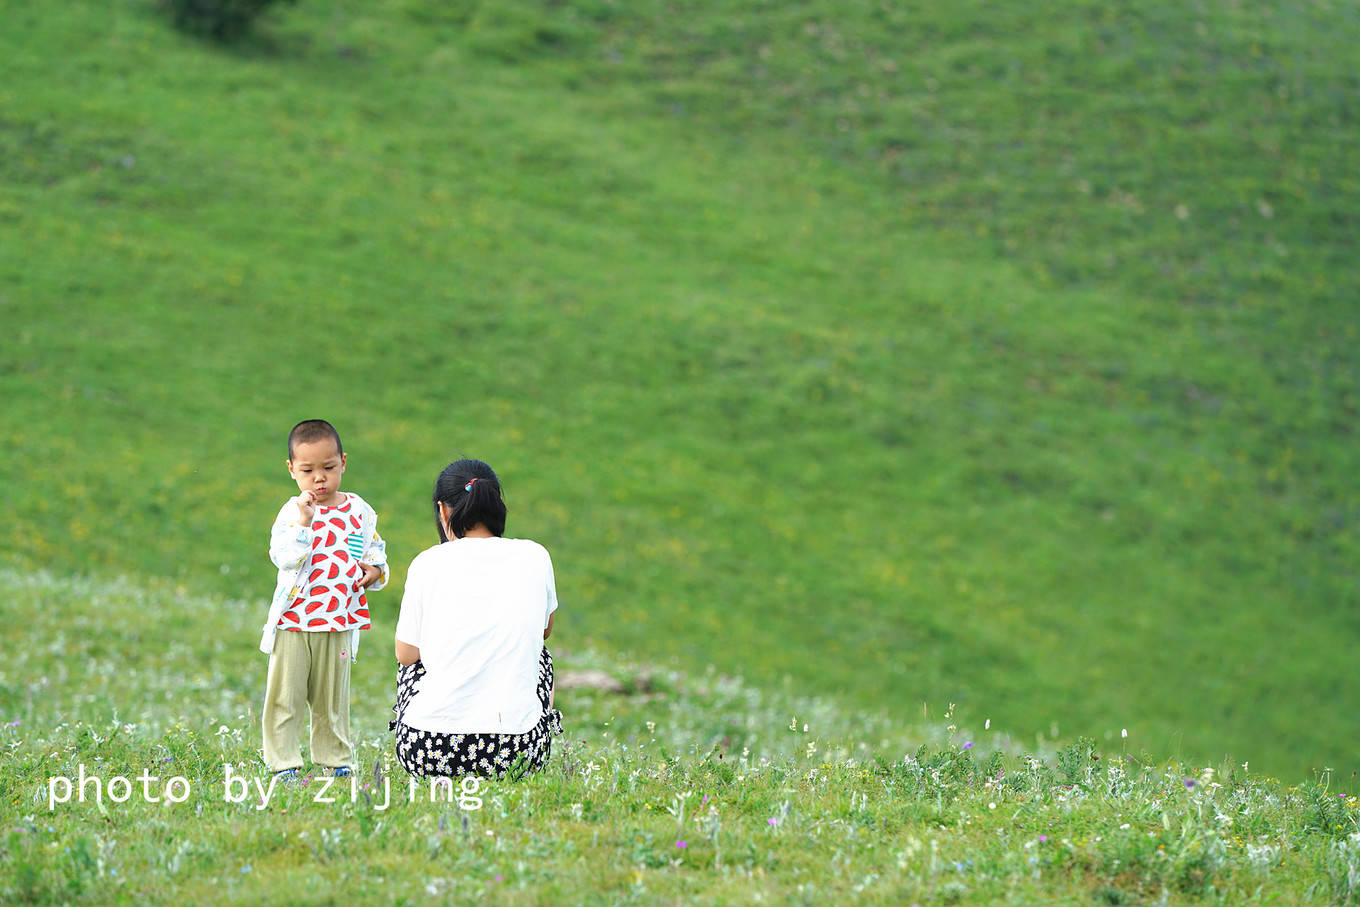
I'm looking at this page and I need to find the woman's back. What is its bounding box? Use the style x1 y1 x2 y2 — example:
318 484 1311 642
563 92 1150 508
396 536 558 735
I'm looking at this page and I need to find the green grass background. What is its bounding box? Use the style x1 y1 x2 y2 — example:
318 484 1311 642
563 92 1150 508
2 0 1357 781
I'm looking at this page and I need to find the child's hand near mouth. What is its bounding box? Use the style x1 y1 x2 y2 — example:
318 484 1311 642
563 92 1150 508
296 489 318 525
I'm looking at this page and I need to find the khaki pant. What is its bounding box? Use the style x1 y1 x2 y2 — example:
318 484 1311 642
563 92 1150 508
262 630 353 771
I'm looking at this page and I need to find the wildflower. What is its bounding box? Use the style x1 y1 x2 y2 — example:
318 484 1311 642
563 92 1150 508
676 840 687 849
768 817 780 826
1121 729 1127 739
1038 835 1047 843
962 742 974 750
1185 779 1196 789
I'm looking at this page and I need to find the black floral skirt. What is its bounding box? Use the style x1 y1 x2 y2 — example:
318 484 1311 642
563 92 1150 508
390 647 563 779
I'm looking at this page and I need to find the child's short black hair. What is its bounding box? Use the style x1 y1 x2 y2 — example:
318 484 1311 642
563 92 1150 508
433 458 506 540
288 420 344 459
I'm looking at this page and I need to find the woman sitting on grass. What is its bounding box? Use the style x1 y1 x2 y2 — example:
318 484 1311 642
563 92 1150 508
389 458 562 777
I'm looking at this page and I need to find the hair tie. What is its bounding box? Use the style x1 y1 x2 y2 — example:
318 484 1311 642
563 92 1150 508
464 478 478 492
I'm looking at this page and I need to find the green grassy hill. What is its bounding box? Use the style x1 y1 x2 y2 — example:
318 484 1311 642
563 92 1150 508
2 0 1357 782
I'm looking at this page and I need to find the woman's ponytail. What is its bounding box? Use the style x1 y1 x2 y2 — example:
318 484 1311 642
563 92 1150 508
433 459 506 540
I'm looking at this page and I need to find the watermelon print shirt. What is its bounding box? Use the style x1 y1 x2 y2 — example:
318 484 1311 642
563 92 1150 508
260 492 388 656
278 501 373 632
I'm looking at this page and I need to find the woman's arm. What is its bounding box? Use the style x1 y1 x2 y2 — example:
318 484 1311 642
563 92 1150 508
394 556 422 665
395 638 421 666
542 545 558 641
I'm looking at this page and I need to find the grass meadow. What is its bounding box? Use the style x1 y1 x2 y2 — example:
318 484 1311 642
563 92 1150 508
7 570 1360 904
1 0 1358 900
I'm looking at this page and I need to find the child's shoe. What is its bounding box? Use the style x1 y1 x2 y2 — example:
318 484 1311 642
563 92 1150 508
332 766 353 778
273 768 300 784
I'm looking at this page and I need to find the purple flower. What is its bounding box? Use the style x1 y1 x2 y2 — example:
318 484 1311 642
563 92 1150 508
1038 835 1047 843
768 817 780 826
494 874 503 882
676 840 687 849
1185 778 1196 788
962 742 974 750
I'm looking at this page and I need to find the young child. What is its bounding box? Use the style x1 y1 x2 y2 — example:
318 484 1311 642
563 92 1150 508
259 419 388 780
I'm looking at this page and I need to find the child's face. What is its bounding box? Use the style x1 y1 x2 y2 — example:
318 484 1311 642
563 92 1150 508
287 439 347 506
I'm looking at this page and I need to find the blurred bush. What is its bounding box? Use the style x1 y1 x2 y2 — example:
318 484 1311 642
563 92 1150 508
162 0 297 41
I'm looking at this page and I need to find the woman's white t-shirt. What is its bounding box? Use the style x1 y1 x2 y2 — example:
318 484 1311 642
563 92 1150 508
395 537 558 735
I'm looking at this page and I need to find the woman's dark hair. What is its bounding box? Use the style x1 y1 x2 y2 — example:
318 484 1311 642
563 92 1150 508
433 459 506 541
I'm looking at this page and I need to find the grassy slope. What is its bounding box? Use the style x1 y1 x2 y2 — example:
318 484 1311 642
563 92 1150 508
1 0 1357 780
5 571 1360 905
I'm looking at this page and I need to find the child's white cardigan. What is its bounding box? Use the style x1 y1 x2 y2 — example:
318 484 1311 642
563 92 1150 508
259 493 389 661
